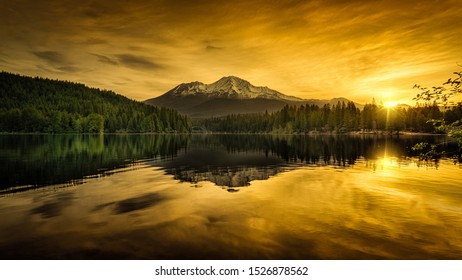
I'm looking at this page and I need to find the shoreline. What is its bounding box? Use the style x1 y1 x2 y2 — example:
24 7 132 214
0 130 446 136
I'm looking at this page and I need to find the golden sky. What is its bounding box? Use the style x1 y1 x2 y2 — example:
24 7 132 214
1 0 462 104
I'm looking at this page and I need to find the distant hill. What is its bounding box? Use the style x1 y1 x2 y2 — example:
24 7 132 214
0 72 190 133
145 76 362 118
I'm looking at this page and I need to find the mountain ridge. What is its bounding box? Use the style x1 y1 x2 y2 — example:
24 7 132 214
145 76 361 118
162 76 304 101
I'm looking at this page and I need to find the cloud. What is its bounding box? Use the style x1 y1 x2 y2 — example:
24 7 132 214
91 53 118 65
33 51 67 65
32 51 81 73
86 38 108 45
2 0 462 102
56 66 81 73
205 45 224 51
115 54 165 71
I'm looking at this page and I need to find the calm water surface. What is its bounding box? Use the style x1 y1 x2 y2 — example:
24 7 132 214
1 134 461 259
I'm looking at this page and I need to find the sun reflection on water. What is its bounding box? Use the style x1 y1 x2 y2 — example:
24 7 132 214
1 134 462 259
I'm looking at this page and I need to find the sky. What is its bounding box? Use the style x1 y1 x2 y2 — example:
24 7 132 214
1 0 462 104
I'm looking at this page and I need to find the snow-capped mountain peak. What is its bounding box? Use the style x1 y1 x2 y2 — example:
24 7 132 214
165 76 303 101
144 76 361 118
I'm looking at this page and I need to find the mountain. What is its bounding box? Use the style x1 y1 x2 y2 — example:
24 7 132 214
157 76 304 101
145 76 360 118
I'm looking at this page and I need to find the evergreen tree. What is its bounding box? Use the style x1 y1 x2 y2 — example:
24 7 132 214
0 72 191 133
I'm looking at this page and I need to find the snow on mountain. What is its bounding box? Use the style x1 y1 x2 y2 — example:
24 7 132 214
144 76 362 118
166 76 303 102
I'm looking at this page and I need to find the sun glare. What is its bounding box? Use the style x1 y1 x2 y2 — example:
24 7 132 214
384 101 399 108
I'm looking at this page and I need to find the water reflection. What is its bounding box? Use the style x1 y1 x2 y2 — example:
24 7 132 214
1 159 461 259
158 134 452 188
94 193 166 214
1 134 454 192
31 192 75 218
1 134 462 259
0 134 189 192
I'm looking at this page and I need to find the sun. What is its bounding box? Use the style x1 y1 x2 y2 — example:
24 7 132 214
384 101 399 108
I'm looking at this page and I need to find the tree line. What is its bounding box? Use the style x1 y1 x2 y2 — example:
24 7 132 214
0 72 190 133
2 71 462 136
198 100 462 134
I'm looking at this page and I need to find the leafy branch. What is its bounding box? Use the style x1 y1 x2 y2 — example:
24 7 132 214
412 66 462 162
413 67 462 107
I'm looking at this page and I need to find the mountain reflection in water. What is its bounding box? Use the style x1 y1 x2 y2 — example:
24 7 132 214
1 134 462 259
0 134 455 192
157 134 452 189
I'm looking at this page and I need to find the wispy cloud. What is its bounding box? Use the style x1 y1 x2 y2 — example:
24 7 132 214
115 54 165 71
32 50 81 73
56 66 81 73
1 0 462 102
205 45 224 51
91 53 118 65
86 38 108 45
33 51 67 65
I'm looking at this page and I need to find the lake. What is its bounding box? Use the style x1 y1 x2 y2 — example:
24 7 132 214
1 134 462 259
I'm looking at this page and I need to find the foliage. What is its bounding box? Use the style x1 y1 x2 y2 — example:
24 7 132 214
412 67 462 162
198 100 454 135
411 142 440 161
198 102 360 133
0 72 190 133
413 69 461 107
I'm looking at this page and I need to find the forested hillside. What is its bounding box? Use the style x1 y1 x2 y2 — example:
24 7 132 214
3 71 461 135
0 72 190 133
198 101 462 134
